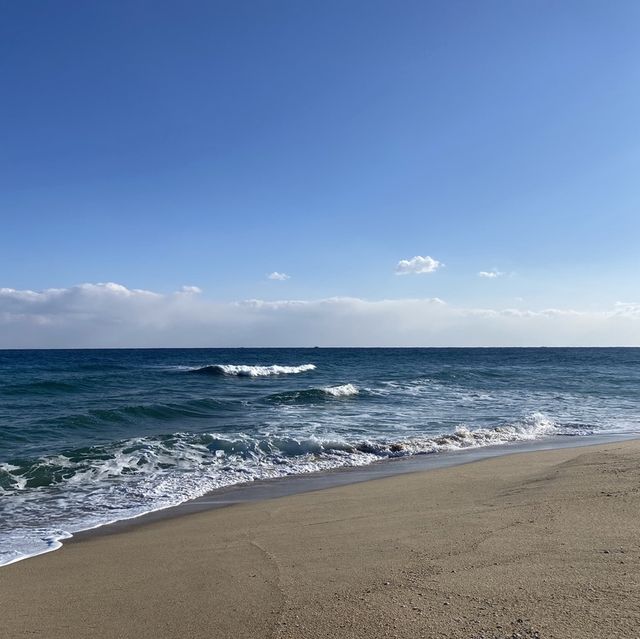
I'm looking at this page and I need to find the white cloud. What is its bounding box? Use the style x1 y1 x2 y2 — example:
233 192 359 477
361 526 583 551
613 302 640 317
1 282 639 348
180 285 202 294
478 270 503 278
395 255 442 275
267 272 291 281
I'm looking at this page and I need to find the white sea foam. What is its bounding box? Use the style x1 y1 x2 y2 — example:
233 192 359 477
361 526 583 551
0 412 586 567
193 363 317 376
322 383 359 397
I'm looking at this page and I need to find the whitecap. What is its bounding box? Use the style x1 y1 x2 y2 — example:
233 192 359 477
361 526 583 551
191 364 316 377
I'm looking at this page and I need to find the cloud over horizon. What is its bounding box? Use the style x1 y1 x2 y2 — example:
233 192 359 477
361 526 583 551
1 283 639 348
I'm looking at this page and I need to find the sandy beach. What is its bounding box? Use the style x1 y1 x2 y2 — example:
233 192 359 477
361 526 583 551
2 440 639 638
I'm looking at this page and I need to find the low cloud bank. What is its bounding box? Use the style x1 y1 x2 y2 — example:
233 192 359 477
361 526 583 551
1 283 639 348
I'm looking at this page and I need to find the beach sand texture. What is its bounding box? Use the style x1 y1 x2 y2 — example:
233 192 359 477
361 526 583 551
2 441 639 638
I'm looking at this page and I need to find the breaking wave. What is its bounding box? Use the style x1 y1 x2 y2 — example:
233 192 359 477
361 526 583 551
0 412 585 566
323 383 359 397
265 384 360 404
189 364 317 377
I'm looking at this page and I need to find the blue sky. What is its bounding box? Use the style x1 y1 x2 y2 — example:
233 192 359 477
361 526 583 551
1 1 640 346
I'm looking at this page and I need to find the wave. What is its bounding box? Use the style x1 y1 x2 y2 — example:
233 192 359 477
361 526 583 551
323 383 359 397
91 398 232 421
1 380 86 396
76 363 131 372
0 412 589 566
189 364 317 377
23 398 235 437
265 383 359 404
1 413 567 494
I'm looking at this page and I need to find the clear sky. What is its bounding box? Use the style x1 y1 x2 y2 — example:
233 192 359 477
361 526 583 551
1 1 640 347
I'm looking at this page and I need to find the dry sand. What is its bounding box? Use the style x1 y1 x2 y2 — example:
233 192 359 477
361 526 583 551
2 441 639 638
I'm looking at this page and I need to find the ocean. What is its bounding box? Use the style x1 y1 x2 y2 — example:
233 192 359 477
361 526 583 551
1 347 639 566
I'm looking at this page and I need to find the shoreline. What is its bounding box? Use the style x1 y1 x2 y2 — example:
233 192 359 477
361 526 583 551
70 431 637 537
3 431 637 567
3 438 640 637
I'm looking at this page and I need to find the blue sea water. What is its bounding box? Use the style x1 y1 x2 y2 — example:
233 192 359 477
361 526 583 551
1 347 639 565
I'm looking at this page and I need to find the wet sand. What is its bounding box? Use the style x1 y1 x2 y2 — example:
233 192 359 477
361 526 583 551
2 440 639 638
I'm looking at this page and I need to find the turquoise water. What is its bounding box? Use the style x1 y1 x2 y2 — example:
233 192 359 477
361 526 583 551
1 347 639 565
